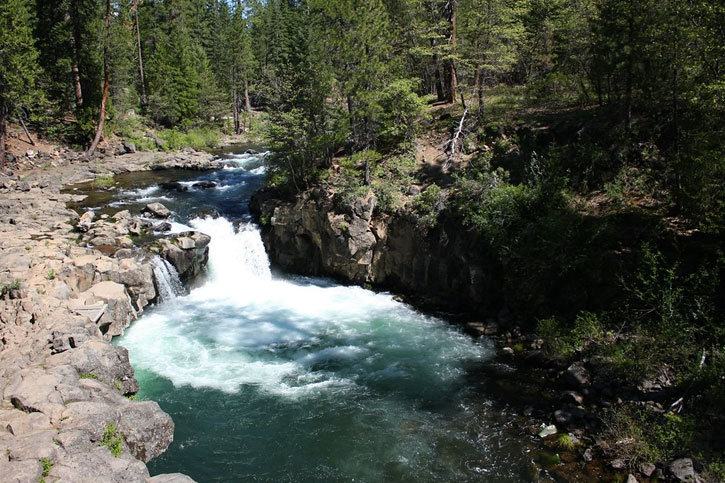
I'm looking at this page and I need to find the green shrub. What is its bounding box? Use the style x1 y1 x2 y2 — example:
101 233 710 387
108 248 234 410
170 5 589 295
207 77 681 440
412 184 444 228
602 406 696 465
79 372 97 380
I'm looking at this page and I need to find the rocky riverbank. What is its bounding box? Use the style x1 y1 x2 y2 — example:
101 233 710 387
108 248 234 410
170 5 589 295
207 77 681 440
0 150 217 482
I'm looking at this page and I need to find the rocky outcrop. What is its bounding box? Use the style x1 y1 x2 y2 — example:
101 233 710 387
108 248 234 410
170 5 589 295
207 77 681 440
253 189 498 312
159 232 211 281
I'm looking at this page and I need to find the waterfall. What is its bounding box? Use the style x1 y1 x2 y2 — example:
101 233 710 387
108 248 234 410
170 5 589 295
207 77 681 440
152 256 185 302
189 218 271 297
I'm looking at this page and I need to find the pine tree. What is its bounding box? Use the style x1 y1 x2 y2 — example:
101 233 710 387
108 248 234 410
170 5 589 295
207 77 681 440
0 0 41 162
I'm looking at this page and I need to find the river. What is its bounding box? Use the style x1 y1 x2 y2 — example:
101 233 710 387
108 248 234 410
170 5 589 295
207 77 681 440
97 149 537 482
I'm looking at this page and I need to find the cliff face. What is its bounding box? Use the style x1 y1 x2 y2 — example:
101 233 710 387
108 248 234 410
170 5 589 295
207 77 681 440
253 190 501 313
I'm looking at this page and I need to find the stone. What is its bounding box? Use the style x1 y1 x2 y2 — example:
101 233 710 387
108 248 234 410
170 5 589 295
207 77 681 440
626 474 639 483
159 232 210 281
669 458 695 481
123 141 137 154
159 181 188 192
142 203 171 219
78 211 95 232
192 181 217 189
538 424 557 438
582 448 593 462
564 362 591 388
0 458 42 482
49 339 139 395
501 347 515 356
154 222 172 232
638 462 656 478
610 459 626 470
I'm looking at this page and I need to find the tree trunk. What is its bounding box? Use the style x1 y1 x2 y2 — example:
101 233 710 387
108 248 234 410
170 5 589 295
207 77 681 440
0 106 7 165
86 0 111 157
18 115 34 146
68 2 84 107
444 0 457 104
233 86 240 135
244 79 252 111
133 0 147 106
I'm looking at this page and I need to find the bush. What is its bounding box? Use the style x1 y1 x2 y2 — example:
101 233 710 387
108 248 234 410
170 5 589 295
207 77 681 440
601 405 696 466
157 127 220 151
412 184 444 228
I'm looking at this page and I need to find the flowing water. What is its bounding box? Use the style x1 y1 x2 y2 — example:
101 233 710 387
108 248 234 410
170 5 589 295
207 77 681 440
104 149 536 482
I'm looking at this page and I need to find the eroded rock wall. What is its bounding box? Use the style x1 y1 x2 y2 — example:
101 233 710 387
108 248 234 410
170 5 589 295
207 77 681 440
253 190 499 312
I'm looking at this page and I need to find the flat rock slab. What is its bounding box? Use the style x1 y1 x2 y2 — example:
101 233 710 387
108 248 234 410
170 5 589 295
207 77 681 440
70 304 107 324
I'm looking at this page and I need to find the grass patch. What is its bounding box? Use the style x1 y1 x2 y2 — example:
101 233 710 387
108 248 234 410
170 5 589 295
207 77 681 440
40 457 52 476
554 433 576 451
91 175 115 188
100 422 124 457
46 269 55 281
79 372 97 380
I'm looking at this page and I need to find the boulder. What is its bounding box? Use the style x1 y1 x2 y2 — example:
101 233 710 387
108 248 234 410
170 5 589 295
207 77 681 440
192 181 217 189
154 222 172 232
118 401 174 462
564 362 591 388
142 203 171 219
159 231 210 281
122 141 137 154
669 458 695 482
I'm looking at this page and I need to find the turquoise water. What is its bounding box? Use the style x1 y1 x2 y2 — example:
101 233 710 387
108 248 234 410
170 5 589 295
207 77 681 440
116 152 534 482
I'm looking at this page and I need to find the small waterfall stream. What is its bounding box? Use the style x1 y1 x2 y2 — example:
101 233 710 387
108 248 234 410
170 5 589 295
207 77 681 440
151 256 185 302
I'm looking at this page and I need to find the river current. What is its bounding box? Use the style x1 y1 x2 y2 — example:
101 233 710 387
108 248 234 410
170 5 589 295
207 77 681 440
106 149 534 482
